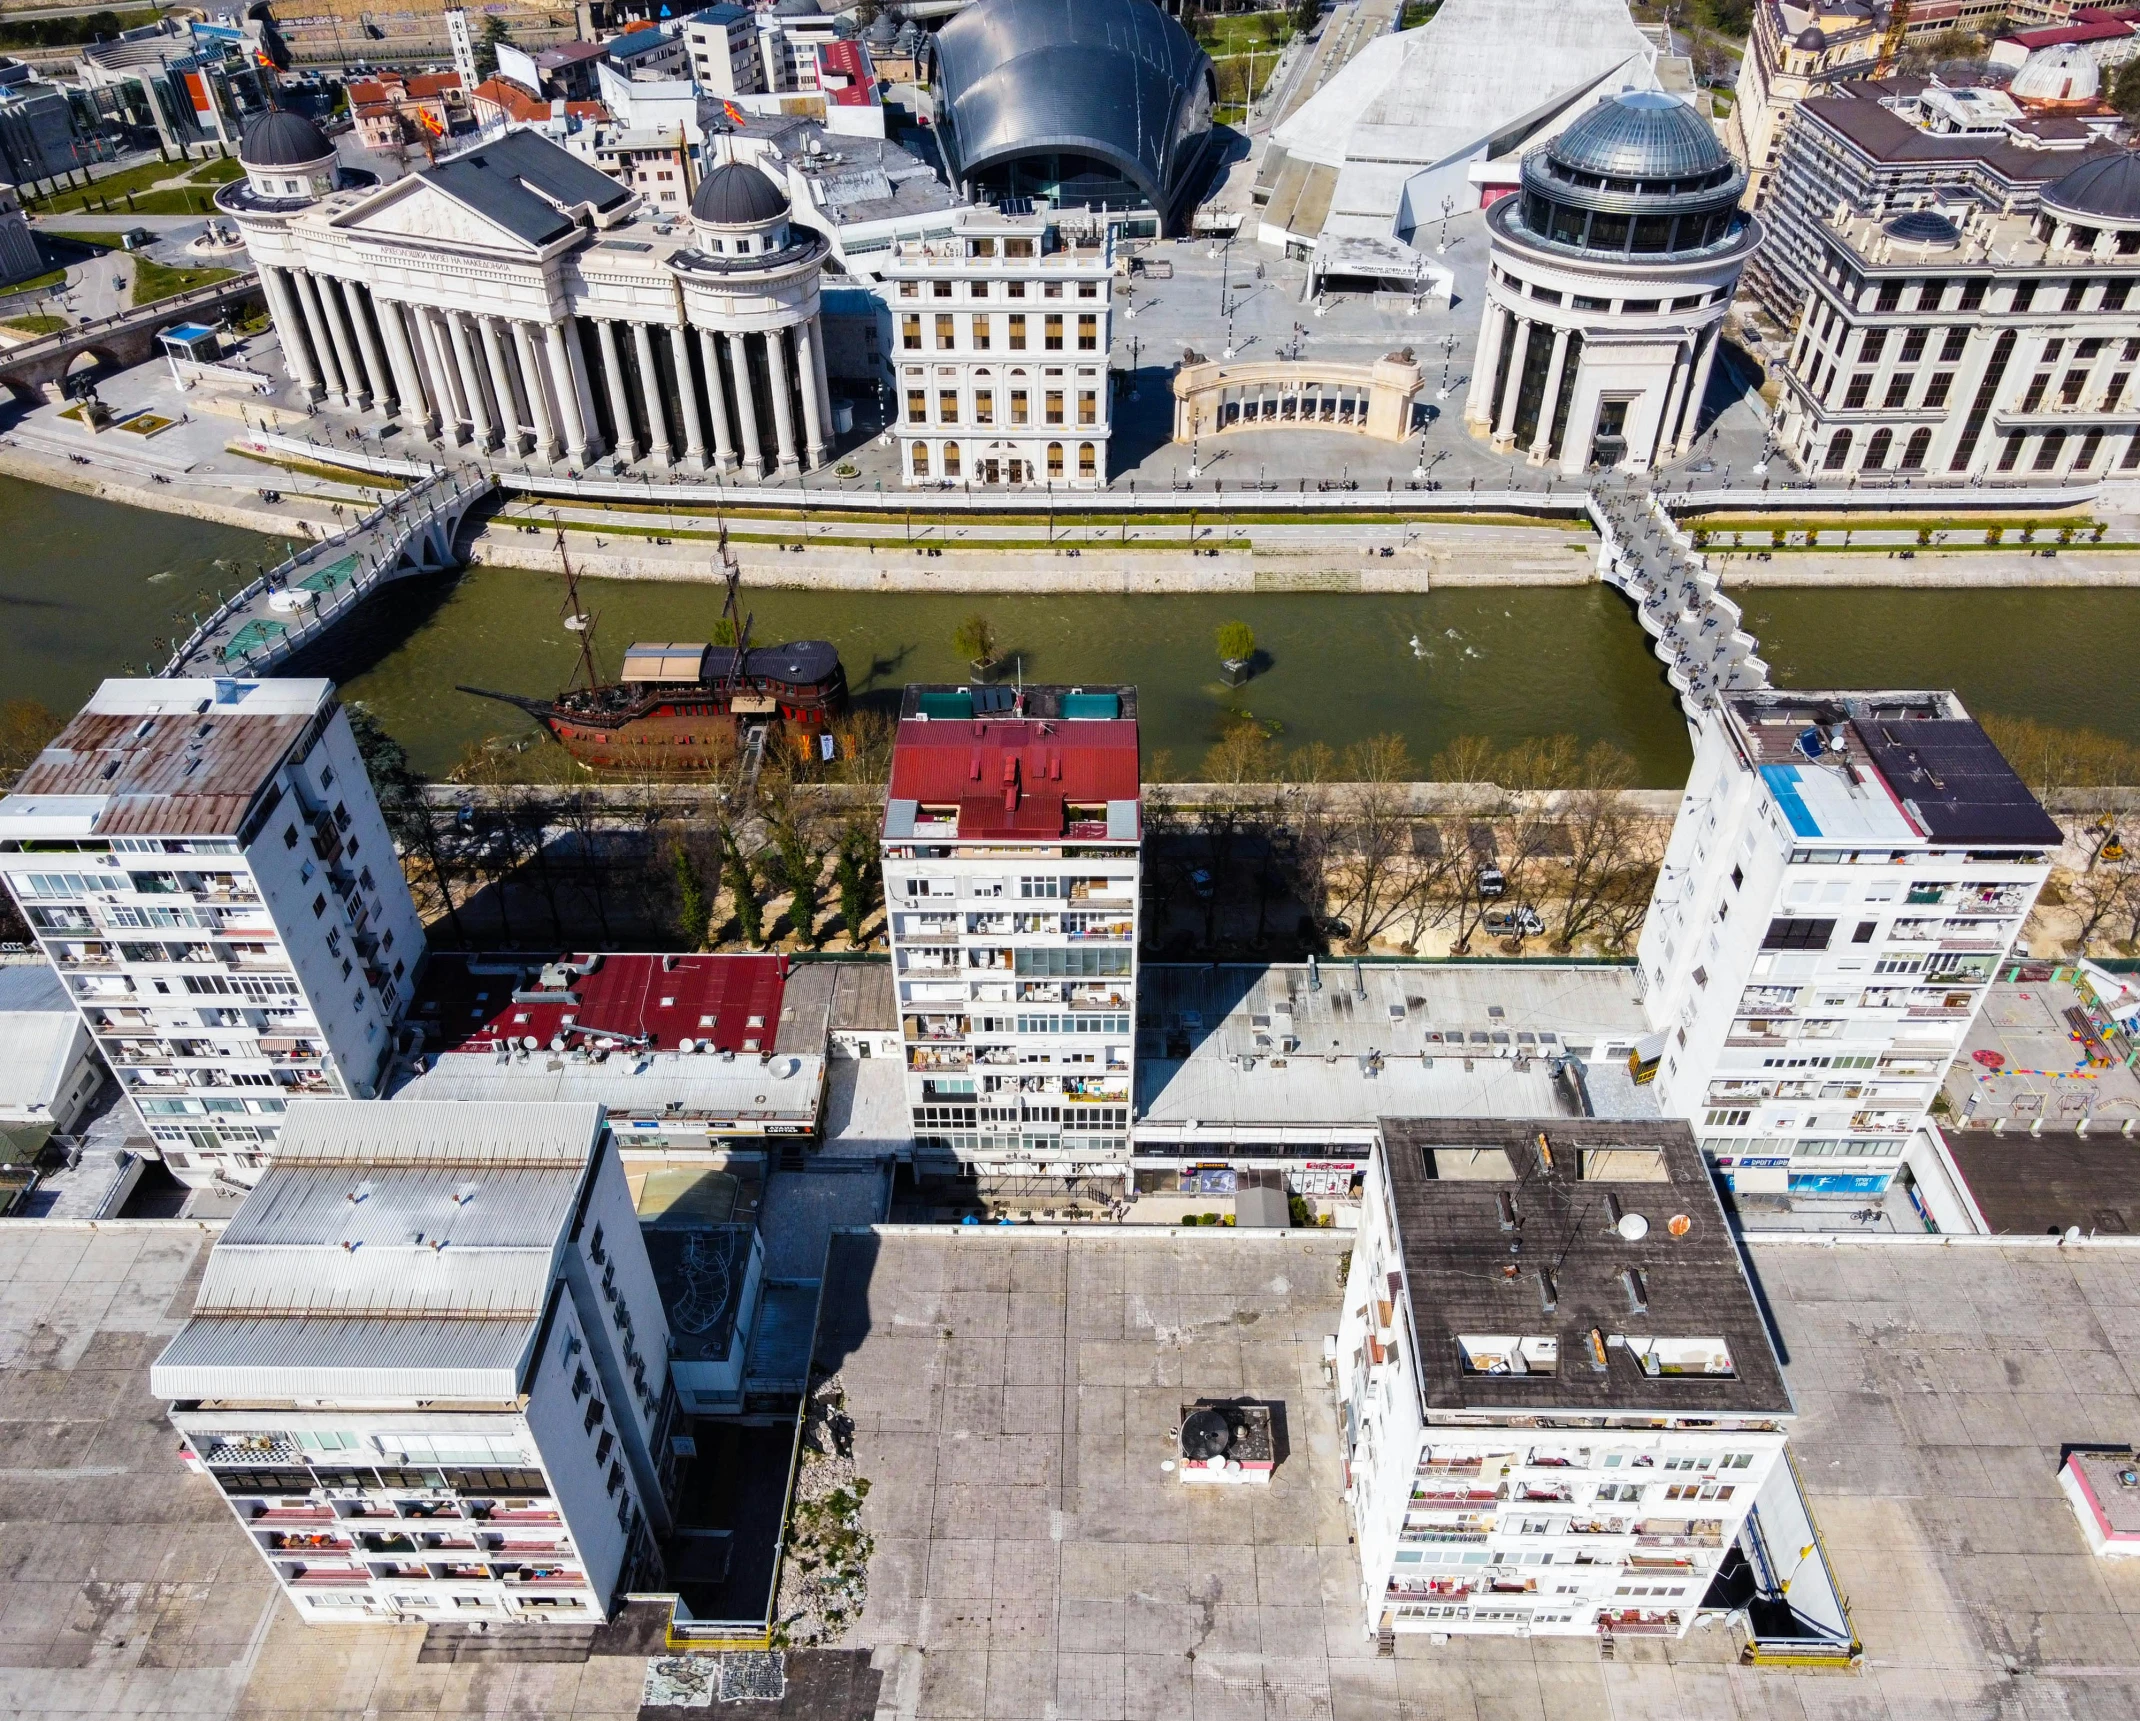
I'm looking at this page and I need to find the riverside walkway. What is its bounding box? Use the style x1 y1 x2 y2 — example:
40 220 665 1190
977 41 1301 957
162 466 491 677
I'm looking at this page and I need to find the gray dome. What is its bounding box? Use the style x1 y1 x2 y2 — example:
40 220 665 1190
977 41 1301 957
691 160 790 225
2043 151 2140 224
1884 207 1960 247
772 0 819 15
1793 25 1826 50
240 108 332 168
932 0 1215 235
1548 92 1731 185
865 11 897 42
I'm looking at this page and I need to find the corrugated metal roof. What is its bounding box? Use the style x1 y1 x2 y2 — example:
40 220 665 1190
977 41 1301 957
9 708 309 838
273 1098 605 1165
150 1312 533 1403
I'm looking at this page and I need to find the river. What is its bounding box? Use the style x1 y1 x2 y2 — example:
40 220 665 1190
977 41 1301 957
6 475 2140 784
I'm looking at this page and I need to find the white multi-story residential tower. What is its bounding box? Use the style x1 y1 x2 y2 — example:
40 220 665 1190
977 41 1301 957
1637 689 2058 1196
881 206 1115 488
683 2 764 95
881 684 1140 1185
1336 1118 1794 1641
0 677 425 1189
150 1101 677 1625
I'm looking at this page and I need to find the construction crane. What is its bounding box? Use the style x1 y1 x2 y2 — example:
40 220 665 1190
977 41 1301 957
1873 0 1915 78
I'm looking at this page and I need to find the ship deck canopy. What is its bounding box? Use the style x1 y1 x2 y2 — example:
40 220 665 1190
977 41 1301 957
621 642 712 682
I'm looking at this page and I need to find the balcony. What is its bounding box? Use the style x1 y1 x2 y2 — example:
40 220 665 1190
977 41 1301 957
264 1531 353 1553
908 1048 971 1073
255 1505 334 1523
486 1508 561 1525
287 1567 371 1587
1634 1529 1722 1549
1567 1518 1630 1537
1397 1528 1489 1545
903 1016 970 1042
1598 1612 1680 1635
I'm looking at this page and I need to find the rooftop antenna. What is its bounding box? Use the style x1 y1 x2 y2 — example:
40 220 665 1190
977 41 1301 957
559 530 602 695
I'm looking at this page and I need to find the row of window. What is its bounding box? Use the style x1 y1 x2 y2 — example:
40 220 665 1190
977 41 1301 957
1817 422 2139 475
904 386 1098 427
900 312 1099 352
910 440 1099 480
897 276 1096 300
1819 267 2140 318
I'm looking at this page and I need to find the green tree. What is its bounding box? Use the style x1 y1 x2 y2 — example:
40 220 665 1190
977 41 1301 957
346 702 467 944
835 823 877 946
476 14 511 80
1291 0 1321 39
1216 620 1255 665
2116 60 2140 121
725 834 765 946
673 841 711 949
952 612 998 667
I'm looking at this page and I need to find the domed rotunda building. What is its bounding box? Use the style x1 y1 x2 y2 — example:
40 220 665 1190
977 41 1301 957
1465 91 1759 474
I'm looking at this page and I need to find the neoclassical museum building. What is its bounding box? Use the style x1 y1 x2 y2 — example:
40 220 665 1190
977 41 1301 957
220 109 837 474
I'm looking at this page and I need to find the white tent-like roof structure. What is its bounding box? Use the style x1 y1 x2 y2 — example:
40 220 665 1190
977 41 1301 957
1258 0 1664 255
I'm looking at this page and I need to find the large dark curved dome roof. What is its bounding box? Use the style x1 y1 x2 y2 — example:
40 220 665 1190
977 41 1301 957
2043 151 2140 224
692 160 790 225
1549 92 1730 185
932 0 1214 230
240 108 332 168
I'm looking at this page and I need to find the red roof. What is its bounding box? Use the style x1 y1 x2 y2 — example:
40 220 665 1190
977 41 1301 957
815 38 876 106
471 76 605 123
887 716 1140 841
415 952 789 1054
2006 17 2134 46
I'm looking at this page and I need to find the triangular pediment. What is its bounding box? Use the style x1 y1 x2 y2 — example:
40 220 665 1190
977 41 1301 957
335 176 545 256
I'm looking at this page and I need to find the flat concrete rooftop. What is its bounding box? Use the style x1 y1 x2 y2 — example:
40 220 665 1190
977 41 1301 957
12 1221 2140 1717
1134 962 1657 1136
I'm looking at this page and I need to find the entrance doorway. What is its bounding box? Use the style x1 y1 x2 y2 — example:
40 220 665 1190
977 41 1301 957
982 458 1001 484
1591 397 1631 469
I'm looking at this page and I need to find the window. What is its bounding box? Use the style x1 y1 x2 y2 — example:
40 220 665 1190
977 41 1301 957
1010 389 1029 425
2107 280 2133 312
935 313 955 350
1078 441 1097 479
906 388 925 424
1047 441 1064 478
1858 328 1887 363
2034 431 2067 471
283 825 299 850
2012 282 2037 313
1924 371 1953 409
1705 1109 1752 1128
1008 313 1026 349
938 388 959 424
1077 313 1097 351
2108 372 2130 411
911 442 930 478
1875 281 1902 312
932 279 952 299
1077 390 1096 426
1959 280 1986 312
2062 369 2088 406
1901 427 1931 470
1853 920 1877 943
943 440 961 477
1044 313 1063 351
1883 373 1913 408
972 315 991 351
2065 278 2088 312
901 313 920 350
1997 434 2023 472
974 388 993 425
1823 430 1851 470
1045 389 1064 425
1899 326 1928 362
2021 373 2049 413
1865 427 1892 468
1762 917 1834 950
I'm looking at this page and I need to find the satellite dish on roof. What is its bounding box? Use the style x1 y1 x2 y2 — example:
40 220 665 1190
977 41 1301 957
1181 1409 1232 1461
1616 1212 1650 1242
678 1037 696 1054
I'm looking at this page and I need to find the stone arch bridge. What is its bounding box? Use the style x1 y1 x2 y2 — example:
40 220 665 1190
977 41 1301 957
0 270 263 406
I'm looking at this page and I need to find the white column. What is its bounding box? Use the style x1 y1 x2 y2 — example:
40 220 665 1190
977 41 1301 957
806 312 835 448
516 319 559 460
290 270 346 404
1466 300 1507 426
568 318 603 460
597 319 637 461
669 323 706 469
699 327 736 470
1491 317 1531 448
765 324 799 470
729 330 764 476
448 311 496 448
479 314 523 452
632 320 672 467
317 275 369 409
547 320 590 465
375 297 432 433
795 316 828 467
346 282 390 417
1675 328 1723 457
417 307 467 441
1650 346 1691 468
1528 326 1572 465
263 265 323 401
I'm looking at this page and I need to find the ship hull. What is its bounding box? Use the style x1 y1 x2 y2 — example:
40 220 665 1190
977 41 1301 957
534 676 846 775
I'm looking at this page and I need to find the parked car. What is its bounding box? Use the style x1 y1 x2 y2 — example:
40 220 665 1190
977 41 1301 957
119 227 153 251
1475 866 1507 899
1484 906 1544 939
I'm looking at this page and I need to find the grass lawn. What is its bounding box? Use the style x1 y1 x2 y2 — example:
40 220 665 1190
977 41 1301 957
2 314 67 336
1195 8 1294 55
189 157 244 184
132 259 238 305
3 265 67 295
127 185 223 216
27 155 195 212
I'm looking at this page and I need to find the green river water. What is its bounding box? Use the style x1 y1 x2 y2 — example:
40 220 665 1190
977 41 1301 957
5 474 2138 783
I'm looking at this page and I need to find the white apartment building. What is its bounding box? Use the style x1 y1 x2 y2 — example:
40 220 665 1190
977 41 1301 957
1637 689 2058 1196
881 684 1140 1183
683 1 764 95
1336 1119 1793 1641
881 206 1115 488
0 678 425 1190
150 1101 677 1626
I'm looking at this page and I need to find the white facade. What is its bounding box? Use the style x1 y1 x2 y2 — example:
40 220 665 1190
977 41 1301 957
150 1102 677 1627
684 3 765 96
882 207 1115 488
1637 690 2056 1196
0 678 425 1190
1334 1122 1792 1640
221 122 837 476
881 686 1140 1178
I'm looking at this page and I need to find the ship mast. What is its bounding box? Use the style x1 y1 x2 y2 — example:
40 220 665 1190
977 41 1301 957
717 528 753 696
558 529 602 696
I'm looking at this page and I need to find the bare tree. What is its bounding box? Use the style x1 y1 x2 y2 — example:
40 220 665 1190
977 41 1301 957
1323 733 1418 953
1393 816 1463 954
2063 860 2134 959
1549 742 1645 952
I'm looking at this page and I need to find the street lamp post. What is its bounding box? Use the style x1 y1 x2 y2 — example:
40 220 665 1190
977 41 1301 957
1438 195 1455 254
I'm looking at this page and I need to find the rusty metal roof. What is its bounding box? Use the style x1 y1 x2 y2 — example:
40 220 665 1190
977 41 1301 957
13 707 310 836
